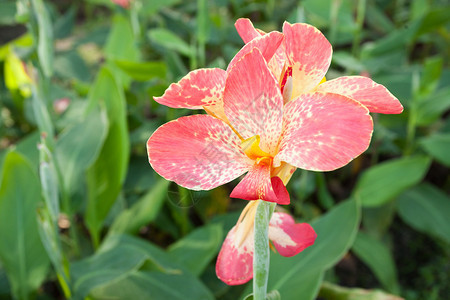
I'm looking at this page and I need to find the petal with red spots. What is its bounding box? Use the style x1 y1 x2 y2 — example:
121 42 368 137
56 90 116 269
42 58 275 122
235 18 264 43
316 76 404 114
147 115 251 190
274 92 373 171
216 224 254 285
154 68 226 110
227 31 284 73
230 162 290 205
283 22 332 98
269 212 317 257
223 49 284 154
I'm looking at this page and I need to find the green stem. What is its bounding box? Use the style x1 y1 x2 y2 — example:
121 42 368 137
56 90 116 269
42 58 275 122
352 0 366 58
253 200 276 300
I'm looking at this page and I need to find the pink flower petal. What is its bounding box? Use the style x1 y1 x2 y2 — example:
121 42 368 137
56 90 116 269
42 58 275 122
216 224 254 285
230 162 290 205
227 31 284 72
235 18 263 43
315 76 404 114
274 92 373 171
147 115 251 190
283 22 332 98
223 49 284 154
154 68 226 110
269 212 317 257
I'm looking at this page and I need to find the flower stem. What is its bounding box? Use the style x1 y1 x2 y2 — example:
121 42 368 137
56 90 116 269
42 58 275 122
253 200 276 300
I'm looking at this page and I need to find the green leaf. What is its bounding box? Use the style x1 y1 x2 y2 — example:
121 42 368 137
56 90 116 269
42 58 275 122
397 183 450 244
108 180 169 236
352 232 399 293
90 270 214 300
114 59 166 81
265 198 361 300
420 133 450 167
416 86 450 126
415 6 450 37
417 56 443 98
31 0 54 77
0 0 16 25
104 15 140 61
148 28 193 57
140 0 181 16
72 234 214 300
168 224 223 276
55 107 108 195
85 67 130 247
0 151 49 300
353 156 431 207
319 281 404 300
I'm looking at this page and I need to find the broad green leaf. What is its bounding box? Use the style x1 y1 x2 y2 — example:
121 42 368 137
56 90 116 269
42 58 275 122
415 6 450 37
148 28 193 57
85 67 130 247
108 180 169 236
397 183 450 244
55 107 108 195
73 234 214 300
244 290 282 300
140 0 181 16
416 86 450 126
0 0 16 25
54 50 91 82
332 51 366 73
0 151 49 300
319 281 403 300
31 0 53 77
104 15 139 61
114 59 166 81
71 245 148 300
420 133 450 167
353 156 431 207
90 270 214 300
417 56 443 98
168 224 223 276
265 198 361 300
352 232 399 293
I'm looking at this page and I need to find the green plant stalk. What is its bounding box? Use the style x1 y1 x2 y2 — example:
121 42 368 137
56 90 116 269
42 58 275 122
405 70 420 156
352 0 366 57
329 0 342 45
253 200 276 300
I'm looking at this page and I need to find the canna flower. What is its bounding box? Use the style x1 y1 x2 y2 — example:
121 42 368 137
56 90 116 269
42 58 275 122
147 19 403 286
216 201 317 285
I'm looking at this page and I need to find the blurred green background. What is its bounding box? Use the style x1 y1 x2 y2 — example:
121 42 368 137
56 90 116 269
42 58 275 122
0 0 449 299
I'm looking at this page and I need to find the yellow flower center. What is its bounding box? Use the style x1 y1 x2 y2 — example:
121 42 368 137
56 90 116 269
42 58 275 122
241 135 272 164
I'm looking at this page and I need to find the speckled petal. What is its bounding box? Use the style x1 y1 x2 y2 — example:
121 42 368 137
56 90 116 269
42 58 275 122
224 49 284 154
216 224 254 285
274 92 373 171
230 162 290 205
269 212 317 257
154 68 226 109
316 76 404 114
147 115 251 190
283 22 332 98
227 31 284 72
235 18 264 43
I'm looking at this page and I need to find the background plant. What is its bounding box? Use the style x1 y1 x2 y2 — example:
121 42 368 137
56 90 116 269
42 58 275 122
0 0 448 299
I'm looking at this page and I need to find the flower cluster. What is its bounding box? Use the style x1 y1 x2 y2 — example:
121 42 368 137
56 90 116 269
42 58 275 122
147 19 402 285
